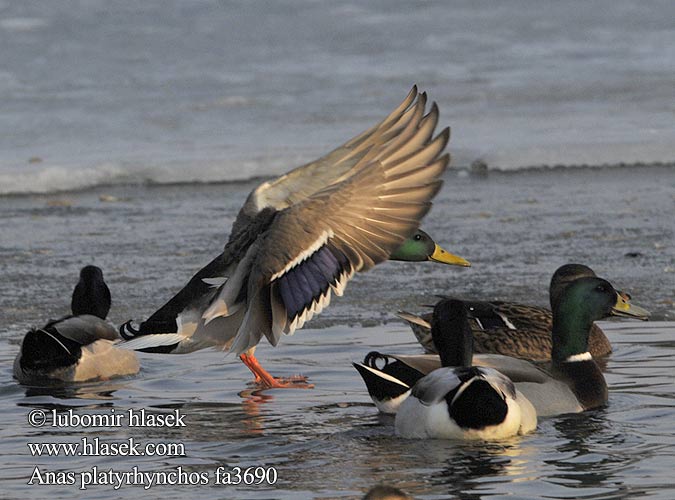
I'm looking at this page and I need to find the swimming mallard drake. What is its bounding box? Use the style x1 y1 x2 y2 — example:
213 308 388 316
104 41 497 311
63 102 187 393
119 87 469 388
391 299 536 439
14 266 139 383
398 264 618 360
355 276 649 417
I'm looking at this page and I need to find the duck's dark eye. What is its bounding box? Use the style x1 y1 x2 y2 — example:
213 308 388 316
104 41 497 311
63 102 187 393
596 284 610 293
414 234 422 241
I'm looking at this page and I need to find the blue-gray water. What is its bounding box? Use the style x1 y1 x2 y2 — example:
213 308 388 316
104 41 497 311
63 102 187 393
1 166 674 499
2 319 675 500
1 0 674 194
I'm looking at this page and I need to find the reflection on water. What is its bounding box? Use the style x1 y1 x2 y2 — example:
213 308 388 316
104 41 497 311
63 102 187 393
422 441 533 499
2 322 675 498
545 412 628 498
22 382 131 401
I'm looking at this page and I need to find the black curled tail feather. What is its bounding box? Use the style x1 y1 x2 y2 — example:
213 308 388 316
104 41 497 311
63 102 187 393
119 317 180 340
119 320 140 340
364 351 395 369
118 251 227 342
362 351 425 388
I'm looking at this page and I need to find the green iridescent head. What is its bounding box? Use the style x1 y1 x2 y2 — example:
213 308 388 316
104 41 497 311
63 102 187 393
389 229 470 267
552 276 649 361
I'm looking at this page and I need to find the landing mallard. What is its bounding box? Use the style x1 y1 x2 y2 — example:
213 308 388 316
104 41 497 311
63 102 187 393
120 87 469 388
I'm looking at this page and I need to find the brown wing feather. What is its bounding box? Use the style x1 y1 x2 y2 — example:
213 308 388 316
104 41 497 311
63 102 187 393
235 86 426 218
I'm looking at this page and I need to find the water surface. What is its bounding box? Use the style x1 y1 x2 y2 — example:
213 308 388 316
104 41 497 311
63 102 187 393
1 0 674 194
1 166 674 498
2 321 675 499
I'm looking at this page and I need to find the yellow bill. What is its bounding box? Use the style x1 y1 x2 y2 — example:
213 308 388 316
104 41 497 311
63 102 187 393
429 244 471 267
611 293 650 320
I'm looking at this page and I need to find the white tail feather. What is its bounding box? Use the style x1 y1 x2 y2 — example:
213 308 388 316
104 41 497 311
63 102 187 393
119 334 185 351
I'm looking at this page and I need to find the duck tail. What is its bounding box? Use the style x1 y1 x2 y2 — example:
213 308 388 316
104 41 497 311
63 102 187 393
396 311 436 354
117 332 184 353
19 328 81 372
396 311 430 328
353 359 411 413
119 320 184 353
353 351 428 414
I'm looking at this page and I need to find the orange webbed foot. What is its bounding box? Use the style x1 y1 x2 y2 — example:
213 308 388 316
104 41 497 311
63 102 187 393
239 353 314 390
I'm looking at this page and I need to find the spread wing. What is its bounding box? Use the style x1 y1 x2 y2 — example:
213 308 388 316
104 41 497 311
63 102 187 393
202 91 450 354
235 86 437 218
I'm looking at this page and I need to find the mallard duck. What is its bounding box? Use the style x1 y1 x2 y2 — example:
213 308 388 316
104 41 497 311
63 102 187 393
389 299 536 440
398 263 617 360
119 87 469 388
355 276 649 417
14 266 139 383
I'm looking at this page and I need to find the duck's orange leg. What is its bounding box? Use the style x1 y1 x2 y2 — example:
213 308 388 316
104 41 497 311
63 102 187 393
239 352 313 389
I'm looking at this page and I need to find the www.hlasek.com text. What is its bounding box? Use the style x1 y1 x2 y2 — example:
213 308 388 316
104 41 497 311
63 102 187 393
28 437 185 457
